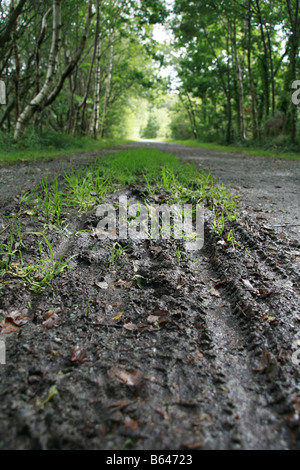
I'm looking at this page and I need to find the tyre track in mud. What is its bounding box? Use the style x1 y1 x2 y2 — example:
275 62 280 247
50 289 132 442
2 210 296 450
66 210 298 449
0 144 300 450
200 216 299 449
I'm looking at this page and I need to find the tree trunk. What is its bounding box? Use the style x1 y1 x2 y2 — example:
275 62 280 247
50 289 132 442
90 0 103 139
100 36 114 138
0 0 27 61
256 0 270 122
203 25 233 143
79 0 102 135
44 1 93 108
232 19 246 141
179 94 198 139
36 8 52 95
11 0 21 122
14 0 62 139
247 0 258 139
286 0 299 142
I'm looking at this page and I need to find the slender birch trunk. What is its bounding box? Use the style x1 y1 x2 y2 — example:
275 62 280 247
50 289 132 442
36 8 52 95
286 0 299 142
247 0 258 139
44 0 93 108
100 36 114 138
14 0 62 139
79 0 102 135
90 0 103 139
11 0 21 122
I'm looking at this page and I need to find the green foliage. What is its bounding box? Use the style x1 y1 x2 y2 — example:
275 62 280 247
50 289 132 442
0 129 130 163
0 223 74 293
171 0 300 145
141 114 160 139
0 0 170 141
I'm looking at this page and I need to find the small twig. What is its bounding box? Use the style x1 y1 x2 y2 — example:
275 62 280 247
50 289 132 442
0 225 9 235
273 224 300 227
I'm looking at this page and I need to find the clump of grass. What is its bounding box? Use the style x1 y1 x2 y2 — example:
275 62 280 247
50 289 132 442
0 224 74 293
0 129 130 164
19 148 239 248
108 242 127 267
0 219 25 272
167 139 300 161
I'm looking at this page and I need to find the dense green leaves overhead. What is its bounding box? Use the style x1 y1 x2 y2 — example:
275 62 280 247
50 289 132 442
0 0 170 139
171 0 300 144
0 0 299 144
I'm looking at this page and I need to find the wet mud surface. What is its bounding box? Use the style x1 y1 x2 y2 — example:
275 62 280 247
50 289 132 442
0 143 299 450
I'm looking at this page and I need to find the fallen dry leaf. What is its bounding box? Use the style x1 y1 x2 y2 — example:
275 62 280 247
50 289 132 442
153 309 169 316
147 315 160 324
42 314 61 329
176 275 187 289
114 369 143 387
253 350 271 372
107 400 131 409
155 408 168 420
95 281 109 290
181 440 204 450
210 287 220 297
1 323 19 334
150 246 162 254
124 416 138 431
112 312 124 321
123 322 138 331
70 345 86 364
195 349 204 361
44 308 61 320
7 310 29 326
112 279 133 289
215 280 228 288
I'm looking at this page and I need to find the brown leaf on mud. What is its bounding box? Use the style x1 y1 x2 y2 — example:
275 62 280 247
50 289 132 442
70 345 86 364
123 322 138 332
155 408 168 420
1 323 19 334
108 400 131 409
91 229 106 238
195 349 204 361
44 308 62 320
214 280 228 288
258 286 272 296
181 440 204 450
147 315 160 324
153 309 169 316
42 314 61 329
253 350 271 372
112 279 133 289
210 287 220 297
7 310 29 326
95 281 109 290
113 369 143 387
286 397 300 428
124 416 138 432
176 275 187 289
150 246 162 254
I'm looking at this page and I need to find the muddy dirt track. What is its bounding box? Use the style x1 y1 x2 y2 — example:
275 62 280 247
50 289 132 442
0 142 299 450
